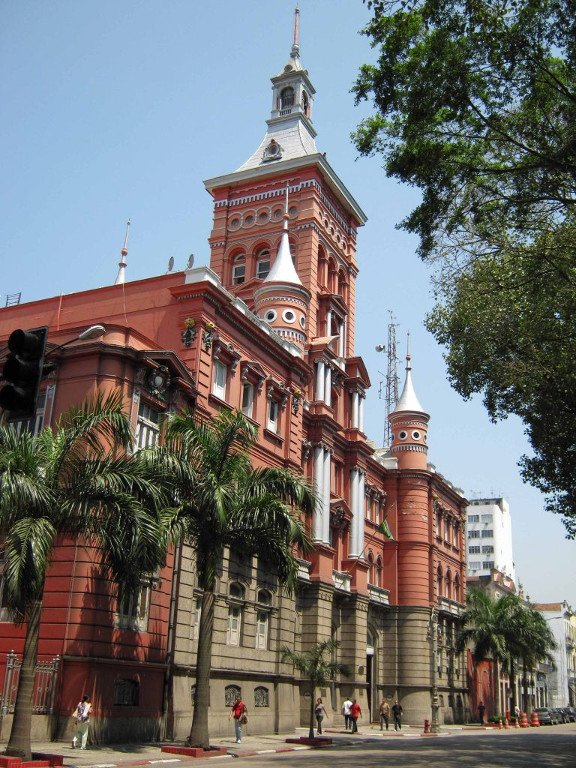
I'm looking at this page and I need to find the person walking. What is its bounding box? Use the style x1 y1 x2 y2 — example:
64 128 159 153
350 699 362 733
315 697 328 734
392 699 403 731
478 701 486 725
229 694 247 743
342 697 353 730
71 695 92 750
379 698 390 731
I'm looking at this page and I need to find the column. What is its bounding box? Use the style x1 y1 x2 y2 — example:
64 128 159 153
313 446 324 541
358 471 366 556
349 469 360 556
322 448 331 543
351 391 359 428
359 392 365 433
324 365 332 407
326 309 333 336
316 360 325 402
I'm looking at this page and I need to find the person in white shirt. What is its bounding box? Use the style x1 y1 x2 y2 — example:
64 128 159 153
342 697 353 731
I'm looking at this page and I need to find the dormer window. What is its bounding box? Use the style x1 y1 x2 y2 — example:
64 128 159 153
301 90 310 117
280 87 295 110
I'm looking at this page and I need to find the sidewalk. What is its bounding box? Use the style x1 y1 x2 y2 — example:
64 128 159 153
22 724 477 766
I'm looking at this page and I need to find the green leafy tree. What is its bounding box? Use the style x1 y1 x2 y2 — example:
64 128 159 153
0 392 165 760
280 639 348 739
146 409 314 749
353 0 576 535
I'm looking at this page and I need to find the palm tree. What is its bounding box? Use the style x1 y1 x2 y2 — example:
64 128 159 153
0 391 165 760
280 639 348 739
456 591 522 715
146 409 314 749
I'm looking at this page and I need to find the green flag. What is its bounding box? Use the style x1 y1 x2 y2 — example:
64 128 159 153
377 519 394 540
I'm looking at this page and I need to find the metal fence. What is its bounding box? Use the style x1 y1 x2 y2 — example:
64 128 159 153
0 652 60 715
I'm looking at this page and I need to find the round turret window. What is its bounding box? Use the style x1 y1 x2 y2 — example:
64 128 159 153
299 316 306 329
264 310 277 322
282 309 296 323
398 431 408 440
412 430 421 440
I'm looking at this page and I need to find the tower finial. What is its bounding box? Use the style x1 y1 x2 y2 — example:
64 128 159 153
291 6 300 57
406 331 412 368
115 219 130 285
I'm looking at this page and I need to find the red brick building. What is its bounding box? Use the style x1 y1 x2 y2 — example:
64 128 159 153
0 13 468 742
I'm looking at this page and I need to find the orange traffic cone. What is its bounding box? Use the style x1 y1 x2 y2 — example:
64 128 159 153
498 718 503 730
530 710 540 727
520 711 530 728
514 716 520 728
504 717 510 729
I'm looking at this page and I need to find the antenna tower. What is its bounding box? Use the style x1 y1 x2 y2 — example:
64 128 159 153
383 315 399 447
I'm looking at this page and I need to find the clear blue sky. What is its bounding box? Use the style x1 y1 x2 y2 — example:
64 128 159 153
1 0 573 606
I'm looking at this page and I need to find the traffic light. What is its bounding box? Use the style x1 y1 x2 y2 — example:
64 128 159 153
0 327 48 421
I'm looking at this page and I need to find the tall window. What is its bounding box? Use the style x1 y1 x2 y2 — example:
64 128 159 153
256 249 270 279
256 610 269 650
232 255 246 285
227 583 244 646
267 398 279 433
116 580 151 631
212 359 228 400
241 382 254 418
135 401 161 449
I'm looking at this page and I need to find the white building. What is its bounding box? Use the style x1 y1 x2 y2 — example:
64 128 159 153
532 601 575 708
465 498 516 583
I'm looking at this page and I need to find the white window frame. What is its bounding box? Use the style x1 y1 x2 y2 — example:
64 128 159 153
212 359 228 400
116 580 151 632
267 398 279 433
227 605 242 646
241 382 254 418
256 258 270 280
232 259 246 285
136 401 161 449
255 610 269 650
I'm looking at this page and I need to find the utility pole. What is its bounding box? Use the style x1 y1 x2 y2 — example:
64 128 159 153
376 314 400 448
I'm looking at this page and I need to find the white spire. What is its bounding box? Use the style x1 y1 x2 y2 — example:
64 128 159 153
236 8 317 173
264 187 302 285
115 220 130 285
394 333 425 413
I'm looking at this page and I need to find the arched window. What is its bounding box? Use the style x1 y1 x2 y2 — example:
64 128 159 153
227 583 245 646
301 90 310 116
437 565 443 598
454 574 461 603
254 686 269 707
367 551 374 585
255 248 270 280
445 570 452 600
280 87 295 110
225 685 241 707
256 589 272 650
231 253 246 285
376 556 383 588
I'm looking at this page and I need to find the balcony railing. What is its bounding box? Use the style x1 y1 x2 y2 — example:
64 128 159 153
333 570 351 592
368 585 390 605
